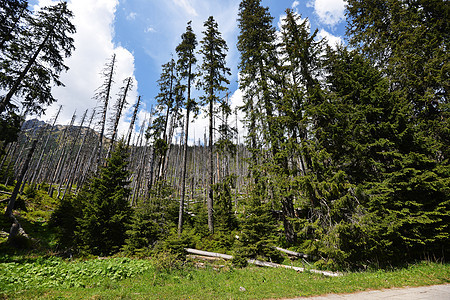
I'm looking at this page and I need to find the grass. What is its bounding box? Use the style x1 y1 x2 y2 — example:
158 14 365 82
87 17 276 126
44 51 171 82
0 257 448 299
0 184 449 299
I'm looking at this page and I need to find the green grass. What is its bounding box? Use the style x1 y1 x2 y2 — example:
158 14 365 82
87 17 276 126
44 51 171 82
1 184 449 299
0 257 448 299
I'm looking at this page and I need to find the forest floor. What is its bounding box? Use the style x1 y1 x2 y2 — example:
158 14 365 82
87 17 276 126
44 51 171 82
0 185 449 299
0 255 449 299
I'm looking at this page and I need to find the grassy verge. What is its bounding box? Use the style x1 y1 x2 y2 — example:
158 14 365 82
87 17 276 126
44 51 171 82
0 257 448 299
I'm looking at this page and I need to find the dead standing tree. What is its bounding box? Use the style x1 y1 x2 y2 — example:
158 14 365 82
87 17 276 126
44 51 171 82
62 109 94 199
126 96 141 147
48 111 76 197
29 105 62 187
56 110 87 198
95 54 116 169
106 76 133 159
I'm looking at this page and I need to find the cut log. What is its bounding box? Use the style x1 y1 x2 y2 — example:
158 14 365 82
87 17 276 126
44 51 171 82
184 248 341 277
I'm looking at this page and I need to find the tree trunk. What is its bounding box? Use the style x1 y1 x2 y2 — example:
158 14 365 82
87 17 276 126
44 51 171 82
106 77 132 158
96 54 116 168
5 138 38 217
48 111 76 197
30 105 62 186
126 96 141 147
207 89 214 234
178 65 192 236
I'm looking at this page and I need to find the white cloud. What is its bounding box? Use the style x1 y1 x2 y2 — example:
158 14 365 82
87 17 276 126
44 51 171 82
318 29 343 49
126 12 137 20
35 0 146 140
292 1 300 9
311 0 347 26
145 26 156 33
172 0 198 17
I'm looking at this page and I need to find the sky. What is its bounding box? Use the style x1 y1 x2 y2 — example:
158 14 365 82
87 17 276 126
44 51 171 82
31 0 348 144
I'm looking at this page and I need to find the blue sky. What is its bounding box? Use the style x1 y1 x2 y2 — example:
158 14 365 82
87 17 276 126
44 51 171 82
33 0 347 142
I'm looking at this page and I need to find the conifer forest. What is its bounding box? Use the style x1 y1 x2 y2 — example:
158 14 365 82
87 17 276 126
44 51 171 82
0 0 448 271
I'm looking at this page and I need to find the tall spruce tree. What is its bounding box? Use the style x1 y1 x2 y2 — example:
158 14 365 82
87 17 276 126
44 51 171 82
199 16 231 234
0 2 75 114
176 21 198 236
300 46 399 267
236 0 287 254
154 58 177 183
0 0 28 51
346 0 450 262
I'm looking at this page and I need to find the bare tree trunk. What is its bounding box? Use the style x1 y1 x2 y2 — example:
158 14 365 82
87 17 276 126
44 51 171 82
126 96 141 147
5 138 38 217
62 109 93 199
207 89 214 233
30 105 62 187
48 111 76 197
178 106 190 236
57 110 87 198
106 77 132 158
96 54 116 168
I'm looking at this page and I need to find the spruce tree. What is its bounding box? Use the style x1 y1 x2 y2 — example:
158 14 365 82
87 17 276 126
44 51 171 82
199 16 231 234
238 0 299 245
0 2 76 114
346 0 450 262
153 58 177 184
0 0 28 50
236 0 288 255
176 21 198 236
75 141 133 256
303 46 399 266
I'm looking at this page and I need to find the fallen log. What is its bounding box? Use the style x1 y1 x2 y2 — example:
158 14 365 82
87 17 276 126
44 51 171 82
184 248 341 277
247 259 340 277
187 254 222 261
185 248 233 260
274 246 311 259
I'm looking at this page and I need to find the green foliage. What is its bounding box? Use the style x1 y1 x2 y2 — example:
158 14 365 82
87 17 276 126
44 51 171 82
49 194 82 251
0 257 153 292
51 141 134 256
198 15 231 108
151 251 186 272
0 112 22 152
23 185 37 199
0 2 76 114
123 203 161 256
344 0 450 265
124 183 179 256
2 255 448 299
235 199 283 263
230 253 248 268
214 175 238 233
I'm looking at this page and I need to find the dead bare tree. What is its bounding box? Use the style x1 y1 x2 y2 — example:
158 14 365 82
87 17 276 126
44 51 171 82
106 77 133 158
126 96 141 147
29 105 62 187
95 53 116 168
